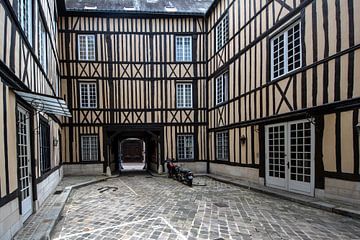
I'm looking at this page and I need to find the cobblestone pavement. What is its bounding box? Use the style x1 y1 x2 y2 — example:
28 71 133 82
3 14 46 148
52 174 360 240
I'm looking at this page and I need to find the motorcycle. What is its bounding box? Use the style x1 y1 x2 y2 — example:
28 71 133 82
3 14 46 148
165 159 193 187
166 158 177 178
178 167 193 187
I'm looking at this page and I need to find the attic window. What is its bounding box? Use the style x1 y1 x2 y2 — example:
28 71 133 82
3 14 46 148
84 6 97 10
165 2 177 12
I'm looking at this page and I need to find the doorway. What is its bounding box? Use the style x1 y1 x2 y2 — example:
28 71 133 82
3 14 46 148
17 106 33 222
265 119 315 196
119 138 146 171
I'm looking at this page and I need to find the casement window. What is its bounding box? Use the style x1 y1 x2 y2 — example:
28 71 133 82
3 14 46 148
78 35 96 61
176 83 192 108
175 36 192 62
271 21 302 80
18 0 32 43
80 83 97 108
81 135 98 161
215 71 228 105
177 135 194 160
216 13 229 51
40 118 51 174
38 17 47 72
216 131 229 161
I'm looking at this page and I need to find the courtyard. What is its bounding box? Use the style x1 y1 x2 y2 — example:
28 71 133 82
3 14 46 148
51 174 360 240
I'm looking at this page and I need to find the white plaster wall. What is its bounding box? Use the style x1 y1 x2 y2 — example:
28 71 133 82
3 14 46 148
63 164 104 176
209 163 260 183
36 167 63 209
0 199 22 240
175 161 207 174
315 178 360 205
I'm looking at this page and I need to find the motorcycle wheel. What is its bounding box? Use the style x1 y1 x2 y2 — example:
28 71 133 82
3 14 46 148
187 179 192 187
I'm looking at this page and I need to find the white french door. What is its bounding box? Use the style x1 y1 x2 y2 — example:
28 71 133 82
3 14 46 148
265 119 315 196
17 106 33 221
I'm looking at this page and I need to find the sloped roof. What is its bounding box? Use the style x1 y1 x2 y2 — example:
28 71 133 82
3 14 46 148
64 0 215 15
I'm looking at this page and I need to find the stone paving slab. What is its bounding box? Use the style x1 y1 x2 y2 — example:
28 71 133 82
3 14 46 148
14 176 109 240
201 174 360 219
52 175 360 240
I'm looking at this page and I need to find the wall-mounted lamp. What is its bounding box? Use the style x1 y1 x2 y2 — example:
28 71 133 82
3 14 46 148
240 135 247 145
53 137 59 147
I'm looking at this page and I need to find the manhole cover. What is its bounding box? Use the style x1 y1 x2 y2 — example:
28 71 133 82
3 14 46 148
214 202 229 208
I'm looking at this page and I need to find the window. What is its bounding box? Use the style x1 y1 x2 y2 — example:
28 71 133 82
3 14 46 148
216 14 229 51
271 21 302 80
18 0 32 43
78 35 95 61
215 71 228 105
80 83 97 108
81 135 98 161
175 36 192 61
38 17 47 72
177 135 194 160
176 83 192 108
216 131 229 161
40 118 51 173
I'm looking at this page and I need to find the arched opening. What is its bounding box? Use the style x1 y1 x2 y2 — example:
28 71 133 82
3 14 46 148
104 127 163 174
119 138 146 171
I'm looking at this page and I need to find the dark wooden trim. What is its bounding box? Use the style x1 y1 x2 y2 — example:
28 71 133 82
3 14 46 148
259 125 265 178
210 160 259 169
209 97 360 131
353 109 359 175
324 171 360 182
0 190 18 208
208 43 360 112
314 115 325 189
335 112 341 173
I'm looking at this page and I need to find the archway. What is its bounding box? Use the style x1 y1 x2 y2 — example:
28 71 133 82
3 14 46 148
119 138 146 171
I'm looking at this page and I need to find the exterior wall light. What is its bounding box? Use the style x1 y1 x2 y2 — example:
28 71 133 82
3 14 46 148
240 135 246 145
53 137 59 146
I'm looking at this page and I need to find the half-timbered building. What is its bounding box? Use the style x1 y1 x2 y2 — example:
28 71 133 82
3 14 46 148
0 0 359 238
0 0 70 238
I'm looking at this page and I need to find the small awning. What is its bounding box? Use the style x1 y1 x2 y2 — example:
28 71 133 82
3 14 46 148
15 90 72 117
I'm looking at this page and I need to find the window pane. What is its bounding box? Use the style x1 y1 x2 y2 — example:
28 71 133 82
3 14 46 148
176 36 192 62
82 136 98 161
287 23 301 72
177 135 194 159
177 84 192 108
79 35 95 60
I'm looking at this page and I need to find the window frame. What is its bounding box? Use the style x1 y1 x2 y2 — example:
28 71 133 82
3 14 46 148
215 71 229 105
79 82 97 109
176 83 193 108
80 135 99 162
215 13 229 52
17 0 33 45
175 36 192 62
216 131 229 161
176 134 194 160
38 15 47 73
77 34 96 61
270 21 302 81
39 117 51 174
